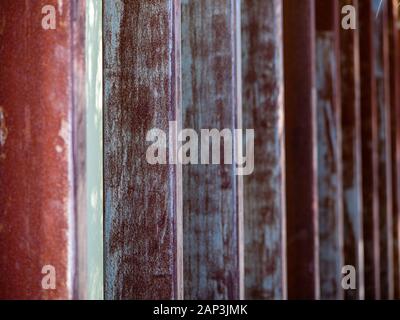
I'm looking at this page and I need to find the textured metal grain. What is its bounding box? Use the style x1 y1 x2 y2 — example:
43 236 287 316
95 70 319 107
104 0 183 300
359 0 381 299
283 0 319 300
316 0 344 300
181 0 243 300
373 0 394 300
339 0 365 300
0 0 84 299
241 0 286 300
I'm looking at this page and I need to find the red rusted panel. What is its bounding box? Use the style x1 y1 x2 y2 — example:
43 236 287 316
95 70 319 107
339 0 365 300
315 0 344 300
373 0 394 300
388 0 400 300
181 0 243 299
283 0 319 300
0 0 84 299
241 0 286 300
359 0 381 300
103 0 183 299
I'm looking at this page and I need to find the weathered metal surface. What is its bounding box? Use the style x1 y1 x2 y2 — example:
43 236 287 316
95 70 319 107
339 0 365 300
396 3 400 300
283 0 319 300
315 0 344 300
373 0 394 300
85 0 103 300
104 0 183 299
181 0 243 299
0 0 84 299
359 0 381 300
388 0 400 300
241 0 286 300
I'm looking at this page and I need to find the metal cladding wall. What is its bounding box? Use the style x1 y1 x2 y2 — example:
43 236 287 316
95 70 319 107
1 0 400 301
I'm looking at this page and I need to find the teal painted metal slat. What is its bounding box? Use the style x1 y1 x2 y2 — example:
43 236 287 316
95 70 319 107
181 0 243 299
104 0 183 300
316 0 344 300
241 0 287 300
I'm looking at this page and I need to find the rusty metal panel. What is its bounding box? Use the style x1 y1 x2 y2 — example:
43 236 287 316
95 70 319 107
283 0 319 300
181 0 243 299
388 0 400 300
103 0 183 300
359 0 381 300
373 0 394 300
241 0 286 300
315 0 344 300
339 0 365 300
0 0 84 299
